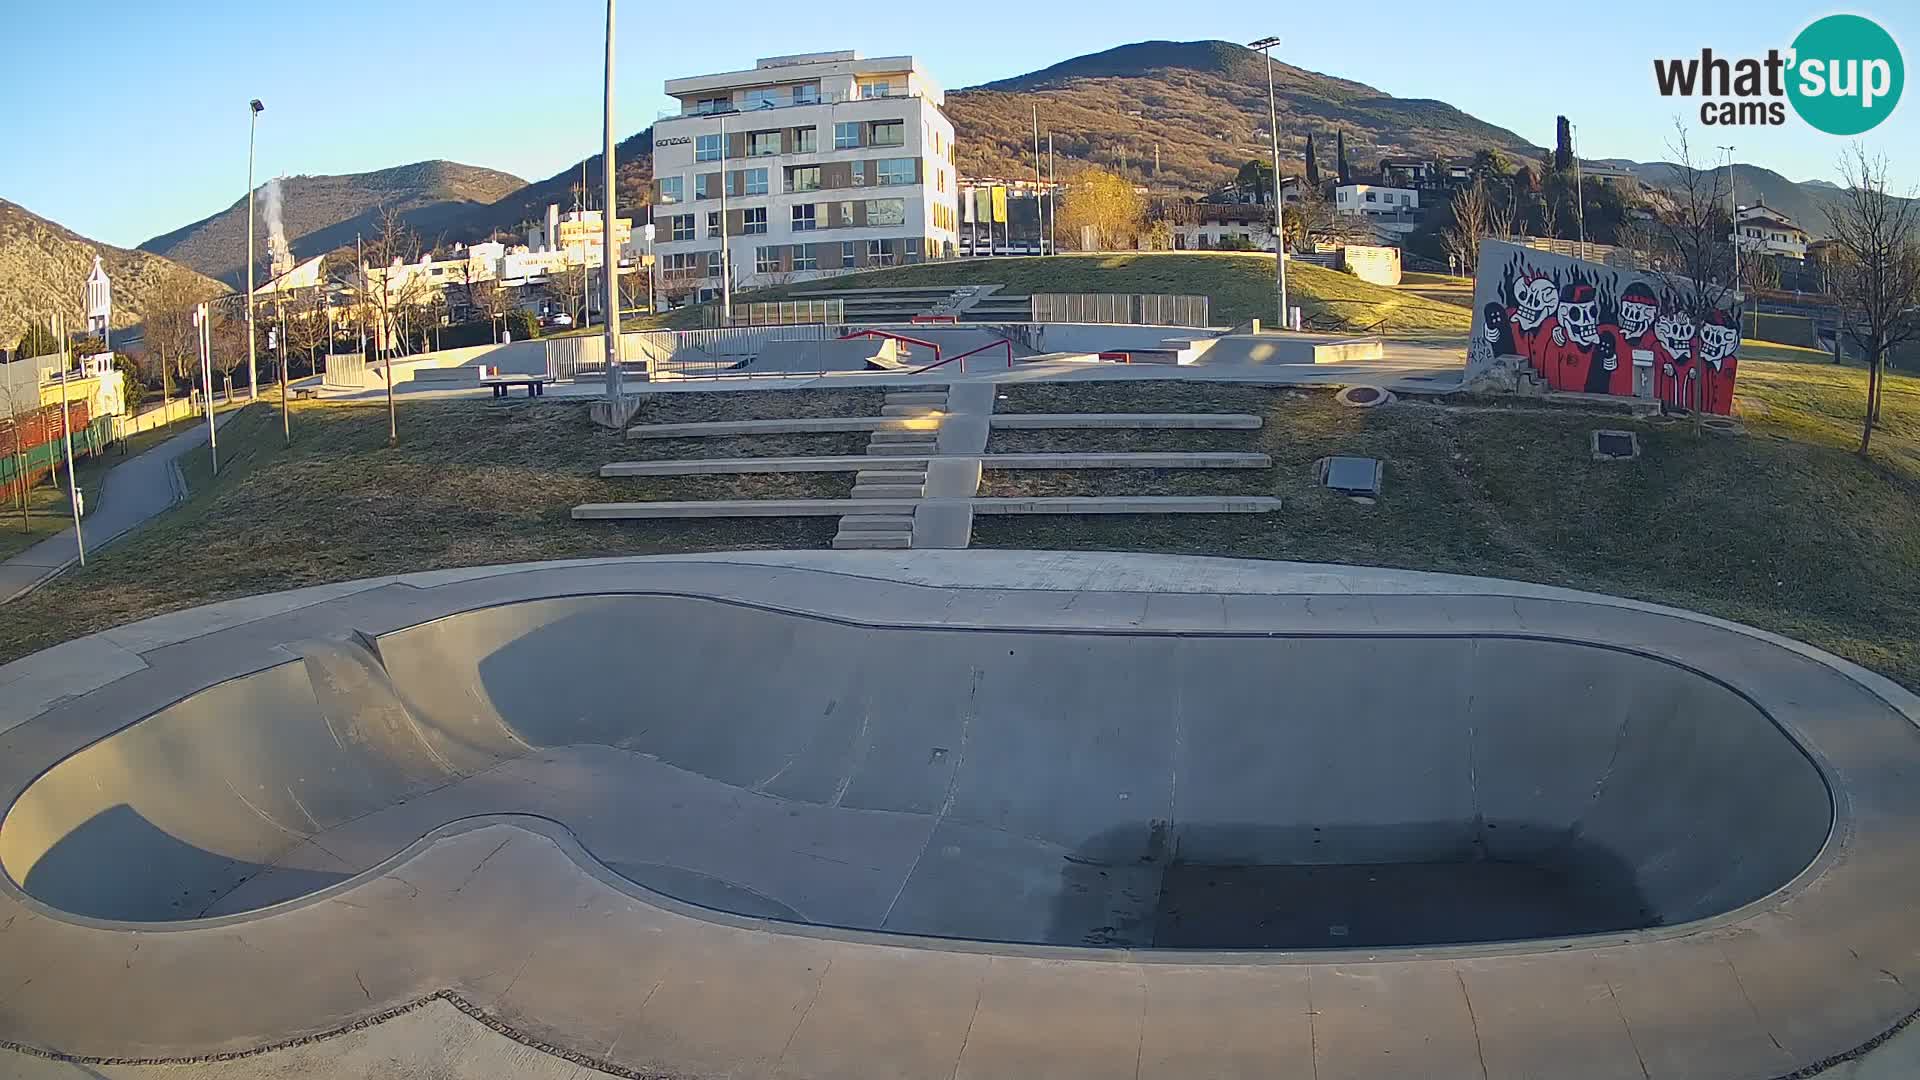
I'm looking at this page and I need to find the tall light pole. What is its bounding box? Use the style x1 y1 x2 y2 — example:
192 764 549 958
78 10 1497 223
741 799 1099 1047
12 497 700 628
1571 121 1586 249
601 0 623 402
246 99 264 402
1250 37 1288 331
1718 145 1740 295
718 112 733 323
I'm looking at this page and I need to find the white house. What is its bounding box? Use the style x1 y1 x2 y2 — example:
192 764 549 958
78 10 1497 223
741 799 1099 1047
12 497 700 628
1733 202 1809 259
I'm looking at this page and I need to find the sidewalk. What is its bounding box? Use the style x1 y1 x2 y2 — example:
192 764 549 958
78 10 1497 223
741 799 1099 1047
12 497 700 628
0 411 234 603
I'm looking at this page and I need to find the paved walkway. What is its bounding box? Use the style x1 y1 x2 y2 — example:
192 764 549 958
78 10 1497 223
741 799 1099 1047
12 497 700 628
0 412 232 603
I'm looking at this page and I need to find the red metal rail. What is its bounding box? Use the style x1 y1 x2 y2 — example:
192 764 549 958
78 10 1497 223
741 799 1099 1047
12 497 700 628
837 328 941 369
914 338 1013 374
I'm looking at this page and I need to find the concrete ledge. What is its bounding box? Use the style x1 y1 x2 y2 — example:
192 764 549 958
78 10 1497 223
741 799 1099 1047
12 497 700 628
989 413 1262 430
1312 337 1386 364
601 456 921 476
573 499 911 519
626 416 938 439
981 452 1271 469
971 496 1282 514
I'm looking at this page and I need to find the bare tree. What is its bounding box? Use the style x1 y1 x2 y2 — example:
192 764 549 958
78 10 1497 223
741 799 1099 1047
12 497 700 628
1824 144 1920 456
1443 175 1507 274
1538 189 1562 243
471 279 516 341
143 265 209 409
359 204 428 361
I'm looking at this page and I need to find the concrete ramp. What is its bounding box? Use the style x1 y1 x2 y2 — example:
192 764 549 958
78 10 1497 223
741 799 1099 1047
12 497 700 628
1 595 1831 948
1198 333 1385 366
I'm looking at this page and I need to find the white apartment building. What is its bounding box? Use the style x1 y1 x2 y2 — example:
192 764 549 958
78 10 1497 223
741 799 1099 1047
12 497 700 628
1733 203 1809 260
649 50 961 297
1334 184 1419 217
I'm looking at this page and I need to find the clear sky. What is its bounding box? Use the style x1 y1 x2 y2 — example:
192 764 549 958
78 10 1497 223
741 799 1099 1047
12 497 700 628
5 0 1914 248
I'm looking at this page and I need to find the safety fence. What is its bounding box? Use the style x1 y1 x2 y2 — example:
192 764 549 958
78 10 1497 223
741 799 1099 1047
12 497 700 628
1032 293 1211 328
549 324 839 380
708 300 845 328
322 353 368 390
0 402 104 501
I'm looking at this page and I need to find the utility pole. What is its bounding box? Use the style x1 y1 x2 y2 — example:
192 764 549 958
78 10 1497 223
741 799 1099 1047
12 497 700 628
246 99 264 401
1032 105 1044 256
1250 36 1289 330
1719 145 1740 296
718 112 733 323
277 291 290 446
1572 121 1586 251
7 345 25 529
1047 135 1056 256
196 303 218 475
53 314 84 566
601 0 624 401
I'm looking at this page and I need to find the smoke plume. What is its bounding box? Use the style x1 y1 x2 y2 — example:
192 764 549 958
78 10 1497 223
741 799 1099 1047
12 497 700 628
262 177 293 275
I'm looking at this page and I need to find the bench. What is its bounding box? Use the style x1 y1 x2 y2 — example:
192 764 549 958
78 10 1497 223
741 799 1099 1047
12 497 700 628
482 374 555 398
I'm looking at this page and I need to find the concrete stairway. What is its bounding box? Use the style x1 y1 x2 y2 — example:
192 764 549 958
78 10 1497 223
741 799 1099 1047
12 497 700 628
833 388 948 549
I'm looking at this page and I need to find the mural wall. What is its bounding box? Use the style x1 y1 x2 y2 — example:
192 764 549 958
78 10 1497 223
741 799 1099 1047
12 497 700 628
1466 240 1742 414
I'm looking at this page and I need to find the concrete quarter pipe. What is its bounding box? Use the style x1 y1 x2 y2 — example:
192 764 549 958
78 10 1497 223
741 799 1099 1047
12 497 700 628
0 551 1915 1079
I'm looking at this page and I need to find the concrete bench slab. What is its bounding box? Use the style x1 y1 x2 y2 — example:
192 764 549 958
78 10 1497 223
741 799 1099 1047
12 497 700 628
980 452 1271 469
626 417 936 440
601 456 925 476
990 413 1262 430
573 499 915 519
600 453 1271 478
971 496 1283 514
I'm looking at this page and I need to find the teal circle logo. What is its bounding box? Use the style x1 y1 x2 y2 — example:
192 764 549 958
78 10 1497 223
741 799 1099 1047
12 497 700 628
1788 14 1904 135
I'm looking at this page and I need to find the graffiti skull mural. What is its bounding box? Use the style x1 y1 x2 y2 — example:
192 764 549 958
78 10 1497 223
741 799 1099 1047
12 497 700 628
1655 311 1696 361
1516 275 1558 331
1619 284 1659 341
1698 318 1738 368
1554 283 1600 346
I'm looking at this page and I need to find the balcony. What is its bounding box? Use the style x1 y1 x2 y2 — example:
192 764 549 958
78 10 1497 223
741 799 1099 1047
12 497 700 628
656 90 922 124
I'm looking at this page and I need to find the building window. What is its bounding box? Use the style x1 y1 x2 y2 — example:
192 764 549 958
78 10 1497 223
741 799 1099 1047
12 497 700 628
936 170 946 193
842 241 859 265
861 81 894 99
793 127 816 154
868 120 904 147
742 208 767 235
707 211 721 237
876 157 915 185
834 122 860 150
789 166 821 193
695 173 717 200
793 244 818 271
657 176 683 204
696 134 722 162
670 215 695 242
1365 191 1377 202
866 199 906 227
694 96 731 114
747 131 780 157
755 246 779 274
744 88 781 110
742 168 768 196
793 83 820 105
867 239 895 265
791 204 817 231
662 252 695 273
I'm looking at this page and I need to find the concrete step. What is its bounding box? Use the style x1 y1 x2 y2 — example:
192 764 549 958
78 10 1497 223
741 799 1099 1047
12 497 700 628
871 429 936 443
883 392 949 406
832 533 912 550
854 470 928 485
868 442 938 456
881 404 942 417
837 514 917 532
850 484 925 499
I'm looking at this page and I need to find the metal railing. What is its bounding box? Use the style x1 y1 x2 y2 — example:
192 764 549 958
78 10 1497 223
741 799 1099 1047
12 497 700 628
549 324 839 380
838 328 941 369
1032 293 1211 328
914 338 1013 374
711 299 844 328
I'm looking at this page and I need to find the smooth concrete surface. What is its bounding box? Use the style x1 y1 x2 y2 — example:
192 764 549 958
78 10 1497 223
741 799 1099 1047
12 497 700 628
970 496 1284 514
989 413 1263 430
0 552 1915 1080
599 452 1269 476
572 498 907 518
625 416 939 439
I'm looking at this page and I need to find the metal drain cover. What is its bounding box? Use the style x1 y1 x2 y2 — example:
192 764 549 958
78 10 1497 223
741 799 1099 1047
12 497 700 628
1323 456 1383 496
1591 430 1640 461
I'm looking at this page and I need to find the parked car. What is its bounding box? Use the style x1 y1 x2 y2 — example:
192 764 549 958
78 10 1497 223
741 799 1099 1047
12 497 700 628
543 312 574 328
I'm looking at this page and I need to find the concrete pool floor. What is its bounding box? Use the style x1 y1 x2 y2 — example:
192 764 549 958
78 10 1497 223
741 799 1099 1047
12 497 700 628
2 551 1918 1079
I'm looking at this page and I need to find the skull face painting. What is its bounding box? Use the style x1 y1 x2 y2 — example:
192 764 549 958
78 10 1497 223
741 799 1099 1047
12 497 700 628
1556 283 1600 347
1655 311 1696 360
1618 284 1658 341
1699 322 1738 368
1515 276 1558 331
1696 310 1741 415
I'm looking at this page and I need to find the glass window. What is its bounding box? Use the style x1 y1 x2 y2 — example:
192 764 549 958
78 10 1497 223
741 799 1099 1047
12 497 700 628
866 199 906 227
695 96 731 114
867 239 895 265
695 134 722 162
868 121 904 147
742 168 768 196
748 131 780 157
833 122 860 150
755 246 779 273
793 127 816 154
876 158 914 185
695 173 717 200
861 81 893 99
671 215 695 242
793 244 817 271
793 83 820 104
657 176 683 204
707 211 721 237
842 241 858 265
837 201 854 224
791 204 817 231
742 208 767 235
1365 191 1377 202
789 166 821 193
744 88 781 110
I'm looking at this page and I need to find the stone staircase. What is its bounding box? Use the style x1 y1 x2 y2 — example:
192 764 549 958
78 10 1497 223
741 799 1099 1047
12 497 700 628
831 388 949 549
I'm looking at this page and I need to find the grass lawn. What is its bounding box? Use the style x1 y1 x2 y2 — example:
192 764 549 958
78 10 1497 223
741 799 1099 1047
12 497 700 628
1395 271 1475 309
975 369 1920 692
663 253 1473 337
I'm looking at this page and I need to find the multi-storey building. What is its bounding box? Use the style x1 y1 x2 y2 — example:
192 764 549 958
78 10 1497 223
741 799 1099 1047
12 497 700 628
649 51 960 298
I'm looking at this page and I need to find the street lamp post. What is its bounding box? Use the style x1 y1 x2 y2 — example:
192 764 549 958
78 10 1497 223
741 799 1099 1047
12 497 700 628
1718 145 1740 296
1249 36 1288 331
246 99 263 402
601 0 624 403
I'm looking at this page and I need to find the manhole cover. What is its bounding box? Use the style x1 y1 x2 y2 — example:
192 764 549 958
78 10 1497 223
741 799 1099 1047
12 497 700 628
1347 387 1382 404
1591 430 1640 461
1336 385 1395 408
1322 456 1383 496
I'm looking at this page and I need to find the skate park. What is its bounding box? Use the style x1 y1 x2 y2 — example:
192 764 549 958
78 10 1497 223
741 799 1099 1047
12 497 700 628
2 551 1919 1078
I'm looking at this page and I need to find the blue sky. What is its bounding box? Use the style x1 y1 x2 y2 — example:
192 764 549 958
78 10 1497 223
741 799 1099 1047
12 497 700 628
5 0 1915 248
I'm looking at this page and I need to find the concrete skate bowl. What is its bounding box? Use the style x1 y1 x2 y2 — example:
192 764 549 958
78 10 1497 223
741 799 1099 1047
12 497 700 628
0 594 1832 950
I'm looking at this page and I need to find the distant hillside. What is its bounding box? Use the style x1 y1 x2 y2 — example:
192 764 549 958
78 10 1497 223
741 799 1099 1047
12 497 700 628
946 40 1541 192
139 160 526 286
440 131 657 245
1614 161 1868 240
0 198 227 350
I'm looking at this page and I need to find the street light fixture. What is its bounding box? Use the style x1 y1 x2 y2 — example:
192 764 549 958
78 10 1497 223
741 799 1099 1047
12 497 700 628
1718 144 1740 296
1248 37 1288 331
246 99 264 403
